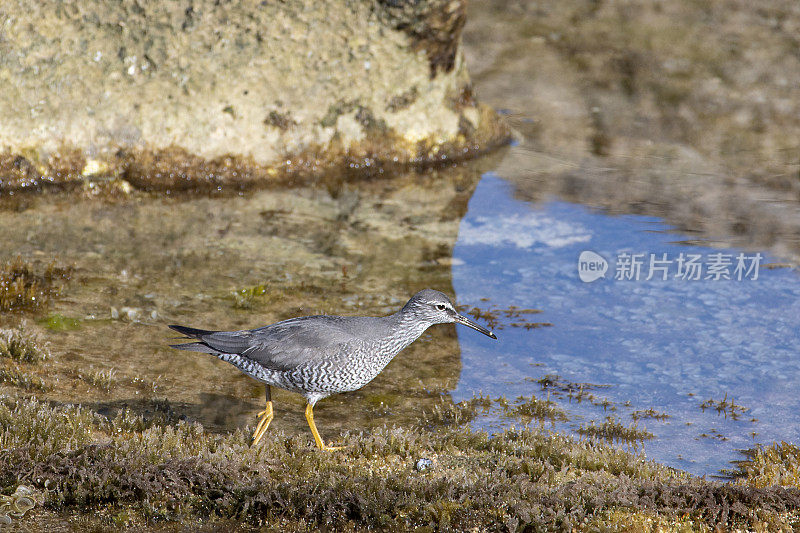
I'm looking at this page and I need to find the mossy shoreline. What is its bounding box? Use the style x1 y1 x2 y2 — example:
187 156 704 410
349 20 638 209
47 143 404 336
1 397 799 531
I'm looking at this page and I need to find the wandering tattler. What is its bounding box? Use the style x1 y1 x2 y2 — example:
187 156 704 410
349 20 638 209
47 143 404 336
169 289 496 450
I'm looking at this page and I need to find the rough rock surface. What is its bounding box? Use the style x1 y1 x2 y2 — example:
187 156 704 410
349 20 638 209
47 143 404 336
0 0 507 187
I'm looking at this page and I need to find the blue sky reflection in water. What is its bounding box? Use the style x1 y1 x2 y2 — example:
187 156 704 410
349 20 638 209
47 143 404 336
451 173 800 476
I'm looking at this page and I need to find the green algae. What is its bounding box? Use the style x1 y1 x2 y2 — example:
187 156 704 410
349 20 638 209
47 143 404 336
38 313 82 332
231 284 271 310
0 258 72 313
0 327 50 392
460 301 551 332
532 374 613 409
0 398 100 460
699 393 750 420
77 368 118 393
0 326 49 363
578 416 655 448
422 395 493 426
0 149 86 195
424 393 569 427
505 394 569 425
0 367 49 392
631 408 671 422
730 442 800 489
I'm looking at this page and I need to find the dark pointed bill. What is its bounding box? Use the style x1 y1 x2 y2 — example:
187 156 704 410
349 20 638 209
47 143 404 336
454 313 497 339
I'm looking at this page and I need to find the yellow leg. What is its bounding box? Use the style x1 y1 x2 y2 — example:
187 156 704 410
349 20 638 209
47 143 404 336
305 403 342 451
251 386 274 446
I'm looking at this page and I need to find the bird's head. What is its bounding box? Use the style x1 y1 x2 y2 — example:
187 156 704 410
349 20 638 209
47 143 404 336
402 289 497 339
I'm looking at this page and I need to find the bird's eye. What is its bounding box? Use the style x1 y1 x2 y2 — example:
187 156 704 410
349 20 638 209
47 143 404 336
435 304 446 311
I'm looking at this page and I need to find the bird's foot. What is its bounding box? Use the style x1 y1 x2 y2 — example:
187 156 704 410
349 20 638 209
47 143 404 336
304 403 344 451
251 401 274 446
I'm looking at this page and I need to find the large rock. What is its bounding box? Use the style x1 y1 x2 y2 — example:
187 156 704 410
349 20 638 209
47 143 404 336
0 0 508 191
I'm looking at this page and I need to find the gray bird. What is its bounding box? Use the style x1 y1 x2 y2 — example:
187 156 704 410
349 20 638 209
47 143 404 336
168 289 496 450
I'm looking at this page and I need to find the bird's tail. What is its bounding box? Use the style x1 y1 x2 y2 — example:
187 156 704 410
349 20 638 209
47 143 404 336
168 324 215 338
169 341 220 354
167 325 265 382
168 324 219 353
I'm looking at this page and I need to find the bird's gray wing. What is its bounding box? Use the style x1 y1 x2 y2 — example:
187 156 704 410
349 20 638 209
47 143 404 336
199 316 360 372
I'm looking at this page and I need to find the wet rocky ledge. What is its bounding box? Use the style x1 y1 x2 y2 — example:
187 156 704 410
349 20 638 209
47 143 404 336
1 391 800 531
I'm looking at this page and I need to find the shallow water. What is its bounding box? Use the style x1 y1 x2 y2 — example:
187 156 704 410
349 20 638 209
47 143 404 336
452 173 800 476
2 165 797 477
0 168 486 440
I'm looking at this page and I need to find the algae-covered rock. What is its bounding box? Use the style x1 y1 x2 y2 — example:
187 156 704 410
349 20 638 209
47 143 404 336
2 397 799 531
0 0 508 192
